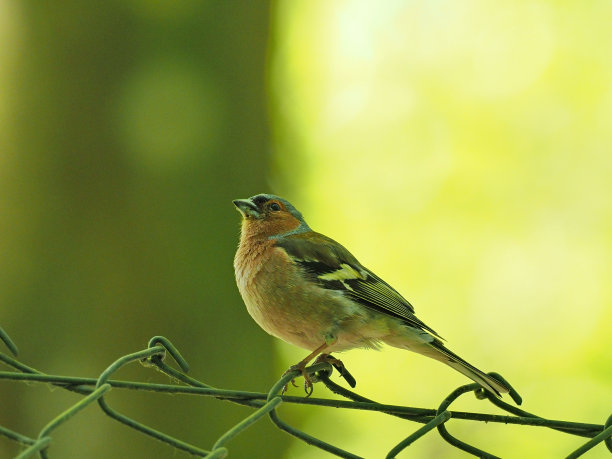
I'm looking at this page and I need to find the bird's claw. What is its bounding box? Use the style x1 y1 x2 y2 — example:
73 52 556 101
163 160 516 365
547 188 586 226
281 364 315 397
314 353 344 372
280 378 301 395
280 353 356 396
313 354 357 388
304 379 313 396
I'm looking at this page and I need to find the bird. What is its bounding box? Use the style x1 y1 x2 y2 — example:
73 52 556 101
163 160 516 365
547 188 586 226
232 193 510 397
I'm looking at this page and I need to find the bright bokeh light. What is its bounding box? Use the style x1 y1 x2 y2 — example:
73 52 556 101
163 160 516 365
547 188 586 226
271 1 612 457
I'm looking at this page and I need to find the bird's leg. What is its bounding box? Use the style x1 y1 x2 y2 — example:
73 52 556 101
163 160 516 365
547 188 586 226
282 335 338 396
282 342 328 396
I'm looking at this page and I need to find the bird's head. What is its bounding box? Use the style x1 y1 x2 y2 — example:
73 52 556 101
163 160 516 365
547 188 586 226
233 194 311 239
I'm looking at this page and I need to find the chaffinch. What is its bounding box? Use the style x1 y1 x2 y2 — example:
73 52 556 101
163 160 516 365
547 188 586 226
233 193 509 397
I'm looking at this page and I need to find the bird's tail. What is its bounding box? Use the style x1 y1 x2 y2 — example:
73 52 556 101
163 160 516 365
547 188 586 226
428 340 509 397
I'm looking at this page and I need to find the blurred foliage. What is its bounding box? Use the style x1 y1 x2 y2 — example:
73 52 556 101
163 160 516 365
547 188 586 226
1 0 611 458
0 1 289 457
270 1 612 458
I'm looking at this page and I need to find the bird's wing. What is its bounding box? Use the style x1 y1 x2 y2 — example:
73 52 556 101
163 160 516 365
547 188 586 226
275 232 442 338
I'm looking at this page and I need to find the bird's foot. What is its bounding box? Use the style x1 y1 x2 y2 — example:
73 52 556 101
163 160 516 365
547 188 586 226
314 354 357 388
281 363 314 396
314 353 344 371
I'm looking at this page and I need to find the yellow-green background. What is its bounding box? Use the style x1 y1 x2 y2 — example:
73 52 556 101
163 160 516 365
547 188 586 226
1 1 610 458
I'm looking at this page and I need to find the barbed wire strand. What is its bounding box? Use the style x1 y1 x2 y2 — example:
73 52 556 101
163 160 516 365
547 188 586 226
1 330 611 458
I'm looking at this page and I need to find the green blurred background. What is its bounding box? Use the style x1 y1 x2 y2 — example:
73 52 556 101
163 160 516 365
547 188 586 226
1 1 611 458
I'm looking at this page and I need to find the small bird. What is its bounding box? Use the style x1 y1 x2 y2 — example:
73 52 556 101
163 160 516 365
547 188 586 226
233 193 510 397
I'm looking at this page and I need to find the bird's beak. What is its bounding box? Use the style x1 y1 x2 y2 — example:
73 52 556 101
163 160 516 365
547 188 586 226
233 199 261 218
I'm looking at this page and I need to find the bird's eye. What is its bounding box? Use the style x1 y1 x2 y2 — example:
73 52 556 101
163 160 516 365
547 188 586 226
269 202 281 211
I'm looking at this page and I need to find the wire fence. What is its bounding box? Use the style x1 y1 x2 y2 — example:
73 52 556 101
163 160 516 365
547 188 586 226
1 325 611 458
